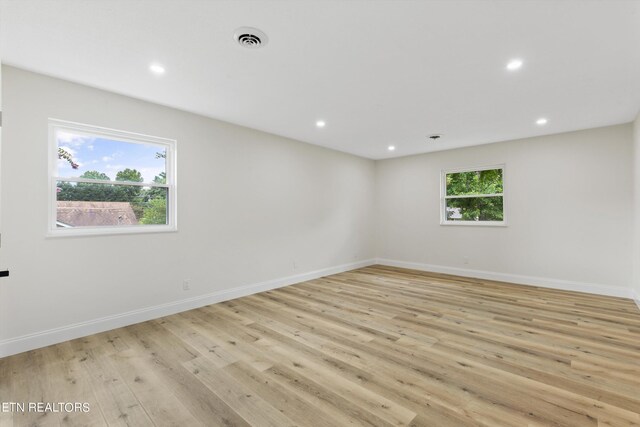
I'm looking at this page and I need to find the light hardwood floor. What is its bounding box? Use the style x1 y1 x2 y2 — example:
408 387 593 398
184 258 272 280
1 265 640 426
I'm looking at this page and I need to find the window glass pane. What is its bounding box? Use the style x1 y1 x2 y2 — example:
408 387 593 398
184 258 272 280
446 168 503 196
445 196 503 222
56 130 166 183
56 181 168 227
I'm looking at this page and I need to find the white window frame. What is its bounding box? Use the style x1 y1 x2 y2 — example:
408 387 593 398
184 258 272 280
440 164 506 227
48 119 177 237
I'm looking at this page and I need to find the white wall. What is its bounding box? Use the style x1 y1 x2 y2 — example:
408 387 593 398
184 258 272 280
1 66 637 357
633 111 640 306
376 124 634 296
0 66 376 355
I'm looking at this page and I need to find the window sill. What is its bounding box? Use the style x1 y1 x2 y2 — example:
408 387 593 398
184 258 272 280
46 225 177 238
440 221 507 227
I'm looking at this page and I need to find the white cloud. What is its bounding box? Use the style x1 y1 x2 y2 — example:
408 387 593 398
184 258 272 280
105 164 126 170
101 151 123 163
137 167 165 182
57 131 95 147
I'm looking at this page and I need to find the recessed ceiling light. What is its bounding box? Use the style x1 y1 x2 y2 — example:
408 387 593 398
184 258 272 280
506 59 523 71
536 118 548 125
149 63 165 75
316 120 326 128
388 145 396 151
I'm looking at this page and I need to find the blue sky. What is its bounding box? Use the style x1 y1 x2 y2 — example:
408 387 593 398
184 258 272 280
57 131 166 182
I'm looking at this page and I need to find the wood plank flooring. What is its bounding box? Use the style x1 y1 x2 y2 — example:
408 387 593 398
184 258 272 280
1 265 640 426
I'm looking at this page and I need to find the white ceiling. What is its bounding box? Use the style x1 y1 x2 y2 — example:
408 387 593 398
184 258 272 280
1 0 639 159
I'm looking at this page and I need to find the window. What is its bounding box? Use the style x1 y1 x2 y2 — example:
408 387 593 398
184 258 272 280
441 165 505 226
48 119 177 236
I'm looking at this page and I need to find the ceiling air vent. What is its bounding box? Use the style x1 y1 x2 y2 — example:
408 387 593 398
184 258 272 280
234 27 268 49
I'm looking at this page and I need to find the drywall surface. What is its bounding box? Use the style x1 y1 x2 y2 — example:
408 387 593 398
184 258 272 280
1 66 636 356
376 124 633 295
0 66 376 354
633 111 640 305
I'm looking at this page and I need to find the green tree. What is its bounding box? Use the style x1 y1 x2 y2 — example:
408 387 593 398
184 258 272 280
114 168 144 217
446 169 503 196
58 170 117 202
146 172 167 201
57 166 168 225
154 172 166 184
446 169 503 221
80 170 110 180
56 181 76 200
139 169 167 225
140 198 167 225
115 169 143 183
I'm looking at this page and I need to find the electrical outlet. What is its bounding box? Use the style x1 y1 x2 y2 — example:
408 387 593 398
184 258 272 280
463 256 469 265
292 261 297 271
182 280 191 291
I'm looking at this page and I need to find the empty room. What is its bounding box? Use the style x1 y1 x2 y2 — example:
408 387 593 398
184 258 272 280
0 0 639 426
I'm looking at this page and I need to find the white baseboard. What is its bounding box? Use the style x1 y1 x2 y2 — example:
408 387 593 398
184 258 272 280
376 258 632 299
0 259 376 358
632 288 640 312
